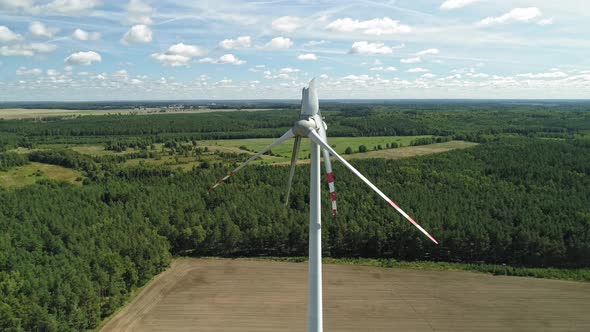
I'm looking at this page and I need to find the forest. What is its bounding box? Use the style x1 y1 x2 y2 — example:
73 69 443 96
0 103 589 331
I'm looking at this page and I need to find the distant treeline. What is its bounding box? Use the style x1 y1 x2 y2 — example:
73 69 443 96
1 138 589 331
1 104 589 151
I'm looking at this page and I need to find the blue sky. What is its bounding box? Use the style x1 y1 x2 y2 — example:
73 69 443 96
0 0 589 101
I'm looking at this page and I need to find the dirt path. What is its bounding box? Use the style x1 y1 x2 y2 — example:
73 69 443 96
101 258 590 332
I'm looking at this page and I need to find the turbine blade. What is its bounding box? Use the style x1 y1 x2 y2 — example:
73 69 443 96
208 129 295 192
301 78 319 116
318 124 337 215
284 136 302 206
307 130 438 244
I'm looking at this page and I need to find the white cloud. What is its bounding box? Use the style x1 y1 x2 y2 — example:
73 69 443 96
264 37 293 49
126 0 153 25
167 43 206 57
16 66 42 75
303 40 327 47
477 7 544 27
349 41 393 55
151 53 191 67
0 26 22 42
39 0 98 16
72 28 100 41
298 53 317 61
407 67 429 73
199 54 245 65
280 67 299 73
421 73 436 78
319 74 328 79
272 16 301 33
121 24 152 45
0 42 56 56
400 57 421 63
416 48 439 56
371 66 397 72
538 18 554 26
219 36 251 49
327 17 411 35
440 0 479 10
151 43 206 67
29 43 56 52
29 21 58 38
64 51 101 65
468 73 489 78
343 74 370 81
0 0 98 16
516 71 568 79
46 69 58 76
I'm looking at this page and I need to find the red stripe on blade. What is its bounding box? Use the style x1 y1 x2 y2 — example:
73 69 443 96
330 192 336 201
327 172 334 183
387 200 438 244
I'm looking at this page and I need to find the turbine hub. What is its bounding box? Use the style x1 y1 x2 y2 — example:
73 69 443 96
293 118 317 136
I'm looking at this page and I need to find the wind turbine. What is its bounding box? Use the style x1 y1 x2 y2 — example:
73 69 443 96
208 79 438 332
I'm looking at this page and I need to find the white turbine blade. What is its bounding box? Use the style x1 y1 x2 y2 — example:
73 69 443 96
284 136 302 205
318 124 337 215
208 129 295 192
301 78 319 116
308 130 438 244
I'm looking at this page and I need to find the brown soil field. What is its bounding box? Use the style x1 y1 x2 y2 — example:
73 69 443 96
100 258 590 332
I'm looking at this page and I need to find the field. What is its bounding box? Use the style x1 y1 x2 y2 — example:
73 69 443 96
101 258 590 332
0 107 272 120
0 162 82 187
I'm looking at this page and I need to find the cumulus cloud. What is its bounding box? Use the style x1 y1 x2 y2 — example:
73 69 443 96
516 71 568 79
349 41 393 55
64 51 101 65
440 0 479 10
167 43 206 57
407 67 429 73
151 43 206 67
327 17 411 35
477 7 544 26
199 54 246 65
272 16 301 33
303 40 327 47
280 67 299 73
72 28 100 41
2 0 98 16
264 37 293 49
0 42 56 56
151 53 191 67
42 0 98 15
343 74 371 81
0 26 22 42
29 21 59 38
416 48 439 56
16 66 42 75
126 0 153 25
297 53 317 61
421 73 436 78
370 66 397 72
401 57 421 63
121 24 152 45
219 36 251 49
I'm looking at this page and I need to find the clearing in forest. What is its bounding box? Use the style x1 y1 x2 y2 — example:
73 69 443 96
0 162 82 187
100 258 590 332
